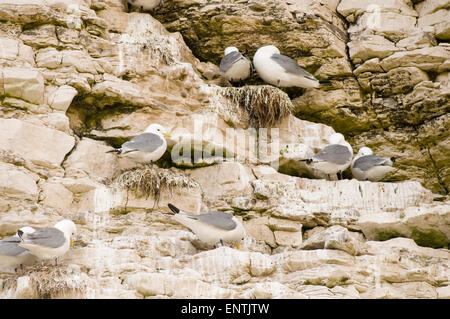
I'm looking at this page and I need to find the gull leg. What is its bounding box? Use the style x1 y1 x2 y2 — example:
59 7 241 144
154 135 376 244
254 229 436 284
54 258 58 267
220 239 224 247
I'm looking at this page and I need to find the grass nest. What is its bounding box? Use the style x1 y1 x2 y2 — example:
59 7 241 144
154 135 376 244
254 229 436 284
28 267 89 299
107 165 200 208
219 85 293 128
3 266 89 299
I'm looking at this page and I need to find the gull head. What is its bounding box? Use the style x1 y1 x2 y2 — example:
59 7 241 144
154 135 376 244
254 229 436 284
255 45 280 56
18 226 36 234
224 46 239 55
329 133 353 154
55 220 77 246
17 226 36 236
328 133 346 145
144 123 171 137
357 147 373 157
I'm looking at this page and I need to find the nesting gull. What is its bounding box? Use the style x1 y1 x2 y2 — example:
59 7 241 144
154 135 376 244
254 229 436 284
351 147 397 182
107 124 171 164
253 45 320 88
301 133 353 180
219 46 252 84
128 0 164 11
18 220 76 266
0 227 37 271
168 203 246 248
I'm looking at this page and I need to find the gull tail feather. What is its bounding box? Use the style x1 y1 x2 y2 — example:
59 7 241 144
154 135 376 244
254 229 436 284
106 148 121 154
168 203 180 214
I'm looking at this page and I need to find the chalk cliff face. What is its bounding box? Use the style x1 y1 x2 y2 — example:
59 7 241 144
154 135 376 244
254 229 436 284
0 0 449 299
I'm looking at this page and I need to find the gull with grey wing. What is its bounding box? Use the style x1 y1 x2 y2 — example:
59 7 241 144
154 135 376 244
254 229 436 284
18 220 76 266
300 133 353 180
0 226 37 271
253 45 320 88
351 147 397 182
219 46 252 84
107 124 171 164
168 203 246 248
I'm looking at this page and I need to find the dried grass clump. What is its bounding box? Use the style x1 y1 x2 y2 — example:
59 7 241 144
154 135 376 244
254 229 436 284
108 166 199 206
1 266 90 299
219 85 293 128
28 266 89 299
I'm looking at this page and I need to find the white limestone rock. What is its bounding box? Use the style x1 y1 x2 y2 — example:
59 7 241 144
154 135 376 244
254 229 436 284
380 46 450 72
35 47 63 69
251 165 433 227
348 12 418 41
0 162 38 201
348 35 400 64
0 118 75 168
125 272 235 298
63 138 120 180
39 180 74 211
415 0 450 16
48 85 78 112
301 225 364 256
418 9 450 40
187 162 254 199
358 202 450 248
2 67 44 104
338 0 418 20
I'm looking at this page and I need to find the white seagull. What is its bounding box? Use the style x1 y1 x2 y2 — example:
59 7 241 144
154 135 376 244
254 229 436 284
0 226 37 271
219 46 252 84
253 45 320 88
301 133 353 180
18 220 77 266
107 123 171 164
128 0 164 11
351 147 397 182
168 203 246 248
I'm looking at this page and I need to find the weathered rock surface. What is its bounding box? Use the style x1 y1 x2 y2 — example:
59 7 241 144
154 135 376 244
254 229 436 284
358 202 450 248
0 0 449 299
0 118 75 169
0 162 38 201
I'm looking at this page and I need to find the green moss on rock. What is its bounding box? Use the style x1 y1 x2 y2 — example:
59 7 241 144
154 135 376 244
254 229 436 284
411 228 449 248
374 230 406 242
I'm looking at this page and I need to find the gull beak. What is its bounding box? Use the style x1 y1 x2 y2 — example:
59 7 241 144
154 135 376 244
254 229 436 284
163 132 171 138
236 243 241 250
70 237 74 248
